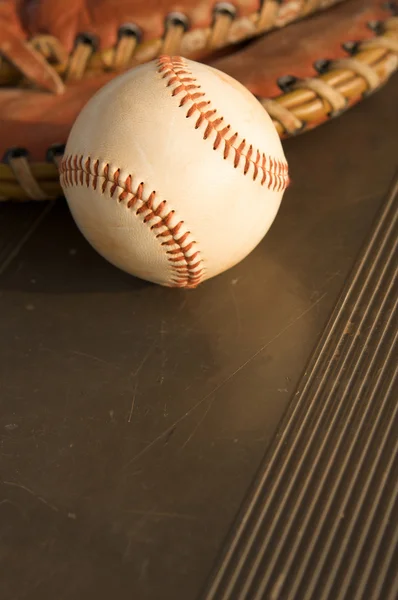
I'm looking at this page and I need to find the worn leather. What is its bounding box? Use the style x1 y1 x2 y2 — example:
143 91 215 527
18 0 260 50
0 0 393 165
211 0 389 98
0 74 115 160
0 0 262 90
0 0 345 92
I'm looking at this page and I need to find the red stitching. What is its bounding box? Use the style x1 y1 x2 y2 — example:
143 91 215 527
59 155 204 288
157 55 290 192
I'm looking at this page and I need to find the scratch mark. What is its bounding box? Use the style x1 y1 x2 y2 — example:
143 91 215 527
123 293 327 469
159 320 167 385
160 320 167 336
128 385 137 423
0 499 16 509
164 426 176 444
0 498 27 519
132 340 156 378
179 397 215 451
4 423 18 431
140 558 150 581
178 296 188 312
0 201 54 276
72 350 116 367
230 282 242 339
123 534 134 561
122 506 194 561
324 270 342 285
3 480 59 512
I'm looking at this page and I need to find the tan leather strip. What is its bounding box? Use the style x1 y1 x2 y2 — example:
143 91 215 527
362 36 398 53
293 77 347 113
66 42 94 81
29 35 68 67
7 156 49 200
257 0 280 32
330 57 381 91
162 22 186 56
208 10 234 50
260 98 303 134
0 29 64 94
113 36 139 70
302 0 322 17
385 16 398 29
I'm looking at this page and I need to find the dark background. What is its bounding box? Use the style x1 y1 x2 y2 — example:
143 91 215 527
0 75 397 600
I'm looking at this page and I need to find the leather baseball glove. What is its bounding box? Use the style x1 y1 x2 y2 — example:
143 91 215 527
0 0 397 201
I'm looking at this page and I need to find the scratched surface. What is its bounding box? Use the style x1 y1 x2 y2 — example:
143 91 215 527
0 77 397 600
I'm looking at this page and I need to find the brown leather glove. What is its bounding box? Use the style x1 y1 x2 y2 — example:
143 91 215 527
0 0 397 201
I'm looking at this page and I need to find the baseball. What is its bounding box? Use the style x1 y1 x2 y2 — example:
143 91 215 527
60 55 289 288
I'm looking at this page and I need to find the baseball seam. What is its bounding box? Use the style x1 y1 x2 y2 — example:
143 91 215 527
157 55 290 192
59 154 205 288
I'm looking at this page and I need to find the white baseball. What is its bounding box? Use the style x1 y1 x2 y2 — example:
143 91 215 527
60 55 289 288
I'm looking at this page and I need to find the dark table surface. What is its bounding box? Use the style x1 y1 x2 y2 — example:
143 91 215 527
1 75 397 600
